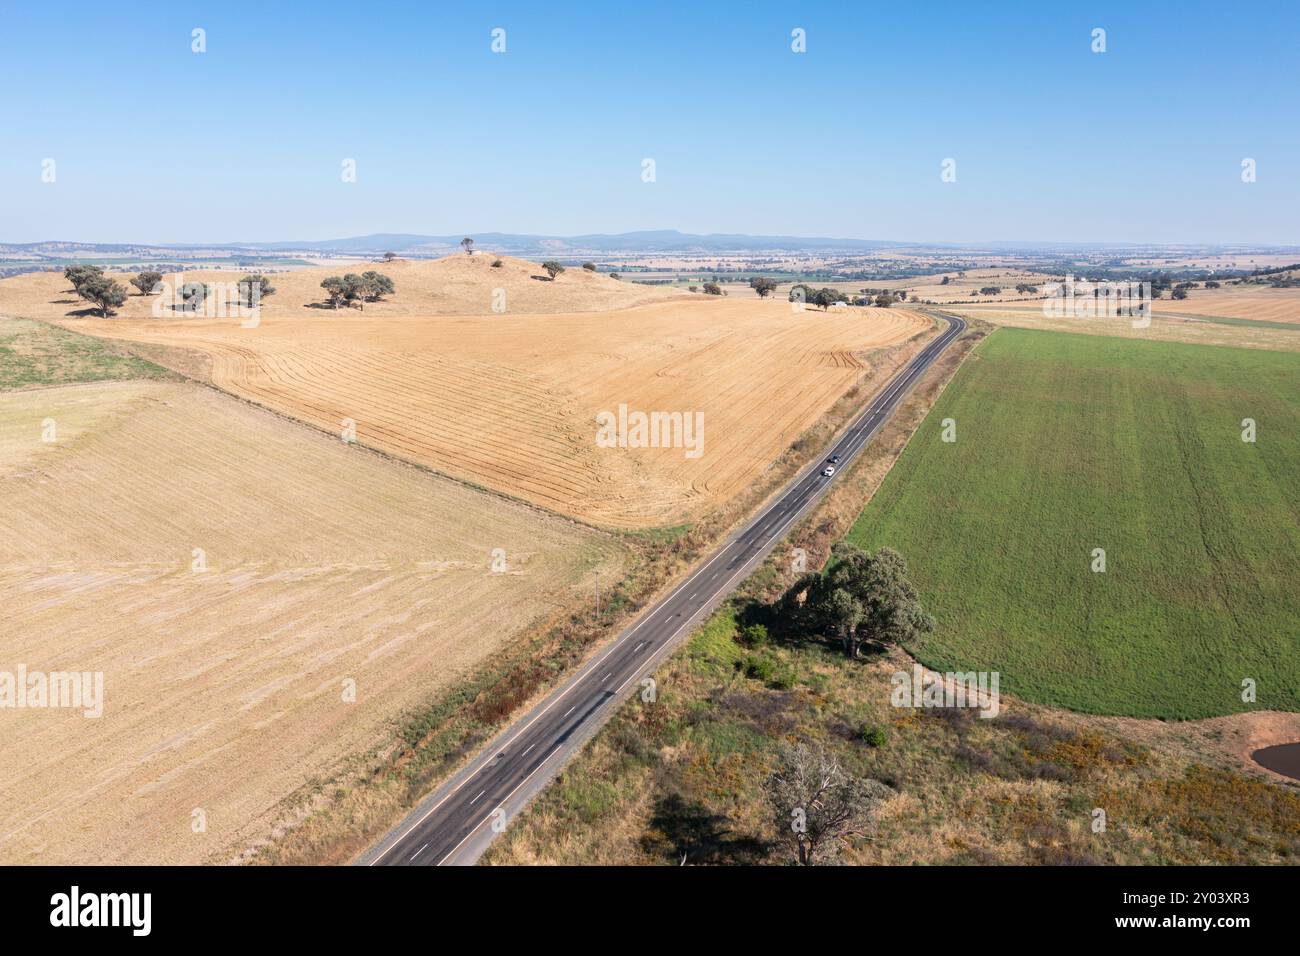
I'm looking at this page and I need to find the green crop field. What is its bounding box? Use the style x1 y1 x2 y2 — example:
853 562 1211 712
848 327 1300 719
0 317 171 391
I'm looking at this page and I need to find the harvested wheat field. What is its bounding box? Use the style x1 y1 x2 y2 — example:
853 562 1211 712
1148 285 1300 324
0 254 687 321
0 260 931 526
0 379 622 864
950 299 1300 352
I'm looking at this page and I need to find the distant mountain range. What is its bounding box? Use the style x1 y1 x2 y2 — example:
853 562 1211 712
0 231 901 259
235 231 903 255
2 233 1296 263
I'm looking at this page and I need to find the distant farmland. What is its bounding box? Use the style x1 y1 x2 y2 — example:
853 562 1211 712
849 328 1300 719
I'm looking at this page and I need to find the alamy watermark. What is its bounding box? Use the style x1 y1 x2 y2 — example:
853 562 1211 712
0 665 103 718
596 404 704 459
1042 275 1152 328
891 664 1000 718
150 277 265 328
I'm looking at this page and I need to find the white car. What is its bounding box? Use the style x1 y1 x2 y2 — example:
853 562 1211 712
822 465 836 477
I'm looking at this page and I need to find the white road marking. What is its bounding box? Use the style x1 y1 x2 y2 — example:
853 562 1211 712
437 745 567 865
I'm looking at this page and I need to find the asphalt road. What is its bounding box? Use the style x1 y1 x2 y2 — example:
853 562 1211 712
361 311 967 866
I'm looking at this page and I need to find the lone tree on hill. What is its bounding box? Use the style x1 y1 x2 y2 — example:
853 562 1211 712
764 742 892 866
702 281 724 295
79 275 128 317
460 237 474 255
542 260 565 280
382 251 398 262
750 276 778 298
130 271 164 296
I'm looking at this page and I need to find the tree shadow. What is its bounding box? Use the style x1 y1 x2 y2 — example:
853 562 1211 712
639 792 768 865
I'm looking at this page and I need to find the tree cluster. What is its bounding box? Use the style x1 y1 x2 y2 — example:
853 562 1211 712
65 265 127 317
789 284 848 310
321 271 395 309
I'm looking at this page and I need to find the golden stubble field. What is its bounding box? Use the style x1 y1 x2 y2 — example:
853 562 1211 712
0 378 622 864
948 285 1300 352
0 256 932 527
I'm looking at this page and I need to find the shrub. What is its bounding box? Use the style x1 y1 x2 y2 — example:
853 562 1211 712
741 654 774 683
741 653 795 689
860 724 888 748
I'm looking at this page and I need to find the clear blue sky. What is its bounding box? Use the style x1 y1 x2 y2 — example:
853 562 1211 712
2 0 1297 245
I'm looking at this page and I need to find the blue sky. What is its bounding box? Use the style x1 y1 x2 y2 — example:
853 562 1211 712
2 1 1297 245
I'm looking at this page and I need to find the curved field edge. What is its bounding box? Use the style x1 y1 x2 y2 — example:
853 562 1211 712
848 327 1300 720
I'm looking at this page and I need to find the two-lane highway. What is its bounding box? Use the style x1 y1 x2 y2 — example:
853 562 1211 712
361 311 967 866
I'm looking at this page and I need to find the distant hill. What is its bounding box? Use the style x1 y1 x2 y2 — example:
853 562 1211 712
0 231 900 259
198 231 902 256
